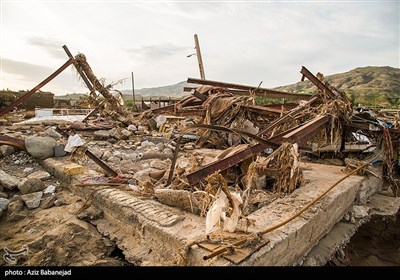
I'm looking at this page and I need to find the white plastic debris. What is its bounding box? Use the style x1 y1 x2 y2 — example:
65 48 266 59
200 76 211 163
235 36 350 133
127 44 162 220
64 134 85 153
223 192 243 233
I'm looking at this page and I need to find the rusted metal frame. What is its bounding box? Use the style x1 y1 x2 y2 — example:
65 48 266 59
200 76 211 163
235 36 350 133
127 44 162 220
0 135 26 150
62 45 96 98
192 90 207 102
85 149 118 177
0 58 74 117
165 135 182 187
282 115 330 146
300 66 335 99
187 77 312 100
244 104 286 116
228 89 312 100
186 115 328 185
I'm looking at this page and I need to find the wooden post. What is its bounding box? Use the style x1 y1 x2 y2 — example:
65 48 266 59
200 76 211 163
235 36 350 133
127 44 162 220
194 34 206 80
131 72 136 111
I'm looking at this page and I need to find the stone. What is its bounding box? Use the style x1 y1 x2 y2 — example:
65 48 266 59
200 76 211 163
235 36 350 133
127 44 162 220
0 145 15 157
40 195 56 209
0 197 10 211
0 169 19 190
112 151 122 159
44 127 62 140
76 205 103 221
156 143 165 152
90 147 103 159
0 192 8 199
127 125 137 132
43 185 57 195
14 160 21 165
184 143 194 150
107 156 120 163
352 205 369 219
23 167 34 174
21 191 43 209
25 136 56 159
107 138 117 144
63 163 85 175
93 130 110 140
120 129 132 139
54 144 67 157
149 160 168 170
7 196 25 221
18 178 45 194
27 170 51 181
138 125 146 131
54 197 67 207
141 140 149 148
101 150 112 160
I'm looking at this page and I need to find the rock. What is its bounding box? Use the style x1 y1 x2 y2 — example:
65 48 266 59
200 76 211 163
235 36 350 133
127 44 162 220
43 185 57 195
107 156 120 163
19 178 45 194
350 216 356 224
112 151 122 159
141 140 149 148
0 145 15 157
101 150 112 160
149 160 168 170
121 153 136 161
27 170 51 181
142 136 169 144
184 143 194 150
107 138 117 144
21 191 43 209
14 160 21 165
352 205 369 219
40 195 56 209
156 143 165 152
25 136 56 159
54 144 67 157
0 208 3 218
120 129 132 139
127 125 137 132
93 130 110 140
23 167 34 174
44 127 62 140
54 197 67 206
0 169 19 190
0 197 10 211
0 185 3 192
76 205 103 221
90 147 103 159
0 192 8 199
138 125 146 131
7 196 25 221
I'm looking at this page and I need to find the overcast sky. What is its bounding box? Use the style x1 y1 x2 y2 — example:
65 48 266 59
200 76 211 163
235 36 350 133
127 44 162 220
1 0 399 95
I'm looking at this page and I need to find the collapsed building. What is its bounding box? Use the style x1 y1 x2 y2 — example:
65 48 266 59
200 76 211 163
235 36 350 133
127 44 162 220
0 45 399 266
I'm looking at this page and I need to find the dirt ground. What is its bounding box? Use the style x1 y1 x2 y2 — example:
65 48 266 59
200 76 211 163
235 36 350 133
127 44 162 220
0 152 129 266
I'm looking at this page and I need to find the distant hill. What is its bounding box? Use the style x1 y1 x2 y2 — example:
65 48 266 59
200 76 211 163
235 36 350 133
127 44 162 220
275 66 400 107
121 81 195 99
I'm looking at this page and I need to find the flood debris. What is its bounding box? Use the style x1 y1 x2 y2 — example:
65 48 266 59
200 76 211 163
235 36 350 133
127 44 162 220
0 44 399 266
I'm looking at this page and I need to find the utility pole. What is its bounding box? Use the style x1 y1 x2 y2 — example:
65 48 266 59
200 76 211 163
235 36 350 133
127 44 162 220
131 72 136 111
194 34 206 80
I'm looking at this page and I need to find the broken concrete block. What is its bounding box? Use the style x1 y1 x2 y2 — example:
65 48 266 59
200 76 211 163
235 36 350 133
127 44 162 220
21 191 43 209
149 160 168 170
25 136 56 159
23 167 34 174
40 195 56 209
0 197 10 211
76 205 103 221
0 169 19 190
155 189 201 214
0 145 15 157
43 184 57 195
63 163 85 175
352 205 369 219
54 197 67 206
44 127 62 140
19 178 45 194
27 170 51 181
127 125 137 132
7 196 25 221
54 144 67 157
93 130 110 140
0 191 8 199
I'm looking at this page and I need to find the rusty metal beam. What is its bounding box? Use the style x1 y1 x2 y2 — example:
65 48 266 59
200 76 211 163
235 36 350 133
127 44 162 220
85 149 118 177
62 45 95 96
187 77 312 100
0 58 74 117
192 90 207 102
186 114 330 185
0 135 26 150
300 66 335 99
282 115 329 146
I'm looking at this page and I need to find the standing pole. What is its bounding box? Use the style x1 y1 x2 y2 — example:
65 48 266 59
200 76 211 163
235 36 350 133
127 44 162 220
194 34 206 80
131 72 136 111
